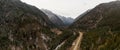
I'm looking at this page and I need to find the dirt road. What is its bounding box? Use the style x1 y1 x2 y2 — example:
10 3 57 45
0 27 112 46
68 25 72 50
70 32 83 50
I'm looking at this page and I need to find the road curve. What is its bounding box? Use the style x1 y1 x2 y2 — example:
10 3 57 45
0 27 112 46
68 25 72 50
70 32 83 50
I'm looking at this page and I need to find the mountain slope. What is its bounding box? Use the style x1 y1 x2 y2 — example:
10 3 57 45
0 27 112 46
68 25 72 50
41 9 64 27
71 1 120 30
71 1 120 50
74 9 91 23
0 0 57 50
0 0 78 50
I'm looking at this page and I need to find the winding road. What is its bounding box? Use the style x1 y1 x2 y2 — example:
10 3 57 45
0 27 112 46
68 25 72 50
70 32 83 50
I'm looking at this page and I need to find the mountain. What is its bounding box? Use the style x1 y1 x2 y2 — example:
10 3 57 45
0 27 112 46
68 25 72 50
0 0 59 50
41 9 64 27
0 0 78 50
58 15 74 26
71 1 120 30
71 1 120 50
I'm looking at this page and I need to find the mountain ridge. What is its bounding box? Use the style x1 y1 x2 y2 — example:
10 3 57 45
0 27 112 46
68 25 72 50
70 1 120 50
41 9 65 27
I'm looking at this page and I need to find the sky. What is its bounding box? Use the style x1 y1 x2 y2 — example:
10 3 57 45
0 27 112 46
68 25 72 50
21 0 115 18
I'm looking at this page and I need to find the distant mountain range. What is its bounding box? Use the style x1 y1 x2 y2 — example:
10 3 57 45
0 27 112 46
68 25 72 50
57 15 74 26
41 9 74 27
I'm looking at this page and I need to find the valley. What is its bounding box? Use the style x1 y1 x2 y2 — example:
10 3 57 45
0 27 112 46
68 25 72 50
0 0 120 50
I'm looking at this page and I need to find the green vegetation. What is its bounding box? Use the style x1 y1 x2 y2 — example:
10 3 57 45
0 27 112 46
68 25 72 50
58 33 79 50
69 2 120 49
81 8 120 50
81 27 120 50
49 30 73 50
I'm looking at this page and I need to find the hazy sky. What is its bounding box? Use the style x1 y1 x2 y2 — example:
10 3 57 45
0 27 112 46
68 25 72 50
21 0 115 18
